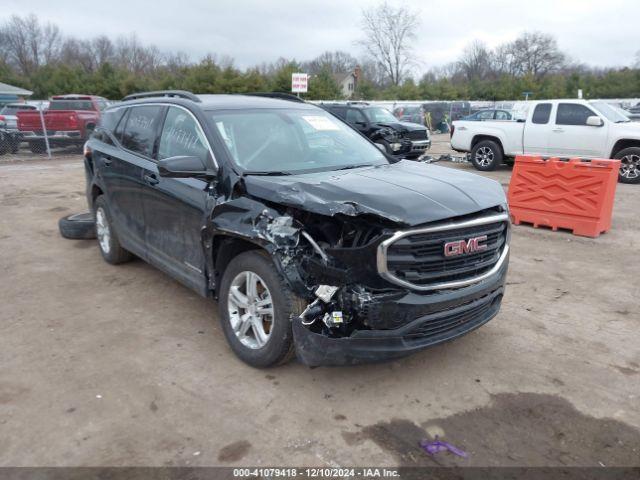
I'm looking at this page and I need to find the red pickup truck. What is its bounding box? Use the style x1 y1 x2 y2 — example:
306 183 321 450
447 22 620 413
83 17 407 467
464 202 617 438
17 95 108 153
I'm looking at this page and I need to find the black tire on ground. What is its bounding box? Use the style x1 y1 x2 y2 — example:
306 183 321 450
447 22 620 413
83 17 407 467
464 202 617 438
218 250 306 368
0 133 9 155
29 141 46 154
614 147 640 184
93 196 133 264
470 140 503 171
58 212 96 240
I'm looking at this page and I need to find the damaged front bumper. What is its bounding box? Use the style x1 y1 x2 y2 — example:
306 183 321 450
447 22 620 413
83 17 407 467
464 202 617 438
293 260 508 367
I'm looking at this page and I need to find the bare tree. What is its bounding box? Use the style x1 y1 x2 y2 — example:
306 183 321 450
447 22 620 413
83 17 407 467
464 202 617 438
504 32 565 78
358 1 419 86
457 40 493 81
306 50 358 74
0 14 61 75
634 50 640 68
114 34 162 74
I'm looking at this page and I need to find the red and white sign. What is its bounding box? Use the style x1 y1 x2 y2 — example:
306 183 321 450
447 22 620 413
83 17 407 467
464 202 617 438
291 73 308 93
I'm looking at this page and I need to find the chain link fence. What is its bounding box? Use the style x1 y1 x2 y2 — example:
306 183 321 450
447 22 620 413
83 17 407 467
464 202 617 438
0 100 85 163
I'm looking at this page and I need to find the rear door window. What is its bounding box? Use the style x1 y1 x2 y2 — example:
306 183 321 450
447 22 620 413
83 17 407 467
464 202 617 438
121 105 163 158
556 103 596 126
158 107 209 163
532 104 552 124
346 108 367 124
477 110 494 120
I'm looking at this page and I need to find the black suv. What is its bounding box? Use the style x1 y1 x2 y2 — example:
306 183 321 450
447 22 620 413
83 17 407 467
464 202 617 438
84 90 509 367
319 102 430 159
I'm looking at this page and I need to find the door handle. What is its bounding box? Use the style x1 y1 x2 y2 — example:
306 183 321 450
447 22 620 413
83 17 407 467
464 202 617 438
144 173 159 185
103 156 112 166
552 128 564 133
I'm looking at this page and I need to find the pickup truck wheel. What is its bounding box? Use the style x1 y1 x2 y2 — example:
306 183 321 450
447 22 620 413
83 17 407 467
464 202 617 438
93 196 133 264
218 250 305 368
471 140 502 171
29 141 46 154
615 147 640 184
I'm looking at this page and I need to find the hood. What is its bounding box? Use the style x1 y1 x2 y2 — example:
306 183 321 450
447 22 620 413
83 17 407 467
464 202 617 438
374 120 426 133
243 160 506 227
613 121 640 136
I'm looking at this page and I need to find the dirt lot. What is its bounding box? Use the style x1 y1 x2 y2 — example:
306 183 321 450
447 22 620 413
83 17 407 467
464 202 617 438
1 135 639 468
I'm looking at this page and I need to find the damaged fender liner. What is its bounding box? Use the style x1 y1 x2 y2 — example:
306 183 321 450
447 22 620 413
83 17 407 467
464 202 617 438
293 286 504 367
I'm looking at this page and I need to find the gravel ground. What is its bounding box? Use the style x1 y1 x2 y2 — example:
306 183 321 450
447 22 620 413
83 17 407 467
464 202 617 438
0 135 639 468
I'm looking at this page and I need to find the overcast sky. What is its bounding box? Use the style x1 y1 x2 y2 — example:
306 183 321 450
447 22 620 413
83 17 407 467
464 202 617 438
3 0 639 74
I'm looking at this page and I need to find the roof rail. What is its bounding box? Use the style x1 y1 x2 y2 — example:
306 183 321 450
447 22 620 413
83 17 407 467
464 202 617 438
122 90 201 103
243 92 306 103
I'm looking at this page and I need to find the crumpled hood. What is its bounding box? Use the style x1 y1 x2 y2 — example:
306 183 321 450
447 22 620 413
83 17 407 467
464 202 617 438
243 160 506 226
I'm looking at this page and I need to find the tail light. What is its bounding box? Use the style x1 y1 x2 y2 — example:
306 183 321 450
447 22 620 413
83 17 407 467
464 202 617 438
0 115 5 121
83 141 92 160
68 115 78 128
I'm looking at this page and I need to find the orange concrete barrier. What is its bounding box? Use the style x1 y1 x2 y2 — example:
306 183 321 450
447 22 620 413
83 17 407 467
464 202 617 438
507 156 620 238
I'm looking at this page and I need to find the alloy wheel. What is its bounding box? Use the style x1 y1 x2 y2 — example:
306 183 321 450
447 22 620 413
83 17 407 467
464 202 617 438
475 146 494 167
95 207 111 254
227 271 274 349
620 154 640 179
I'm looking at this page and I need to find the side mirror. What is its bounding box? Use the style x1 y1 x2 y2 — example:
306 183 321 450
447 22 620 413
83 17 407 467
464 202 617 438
158 155 215 179
586 116 604 127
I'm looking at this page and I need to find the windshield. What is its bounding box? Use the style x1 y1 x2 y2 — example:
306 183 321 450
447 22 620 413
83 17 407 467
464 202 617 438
365 107 398 123
590 101 630 123
209 109 387 174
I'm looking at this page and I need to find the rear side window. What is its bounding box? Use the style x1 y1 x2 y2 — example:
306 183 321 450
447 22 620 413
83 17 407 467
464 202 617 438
532 104 552 124
556 103 595 126
158 107 209 163
99 108 126 134
495 111 511 120
121 105 163 157
346 108 366 124
477 110 494 120
327 107 346 120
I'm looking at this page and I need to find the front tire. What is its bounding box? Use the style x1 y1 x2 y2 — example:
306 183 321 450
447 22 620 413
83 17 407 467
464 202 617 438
615 147 640 184
470 140 502 171
218 250 305 368
93 196 133 264
29 141 46 154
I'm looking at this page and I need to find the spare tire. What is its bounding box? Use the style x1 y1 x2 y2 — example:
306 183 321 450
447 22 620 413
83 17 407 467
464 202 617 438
58 212 96 240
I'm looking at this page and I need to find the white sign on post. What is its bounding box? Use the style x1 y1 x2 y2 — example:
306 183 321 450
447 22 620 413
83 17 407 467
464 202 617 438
291 73 308 93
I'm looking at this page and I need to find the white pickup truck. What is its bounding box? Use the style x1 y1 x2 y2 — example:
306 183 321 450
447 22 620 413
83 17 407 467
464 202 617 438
451 99 640 183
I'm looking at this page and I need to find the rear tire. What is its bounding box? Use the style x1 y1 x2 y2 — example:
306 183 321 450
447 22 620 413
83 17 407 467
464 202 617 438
470 140 502 171
93 196 133 265
615 147 640 184
29 141 46 154
218 250 305 368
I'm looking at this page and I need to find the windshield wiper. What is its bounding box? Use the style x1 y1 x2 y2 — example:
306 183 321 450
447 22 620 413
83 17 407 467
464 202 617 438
333 164 376 171
243 170 292 176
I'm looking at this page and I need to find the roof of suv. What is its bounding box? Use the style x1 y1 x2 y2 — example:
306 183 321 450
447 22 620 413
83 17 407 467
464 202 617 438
118 93 318 111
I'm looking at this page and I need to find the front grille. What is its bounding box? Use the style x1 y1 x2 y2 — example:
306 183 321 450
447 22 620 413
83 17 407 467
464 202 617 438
379 213 509 290
406 292 501 339
405 129 428 141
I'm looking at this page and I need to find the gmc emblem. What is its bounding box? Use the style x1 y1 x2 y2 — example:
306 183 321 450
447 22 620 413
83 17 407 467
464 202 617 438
444 235 488 257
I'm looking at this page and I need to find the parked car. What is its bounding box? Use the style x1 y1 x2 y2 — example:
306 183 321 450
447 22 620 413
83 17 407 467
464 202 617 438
0 124 21 154
17 94 108 153
320 102 430 159
462 109 513 121
83 90 510 367
451 99 640 183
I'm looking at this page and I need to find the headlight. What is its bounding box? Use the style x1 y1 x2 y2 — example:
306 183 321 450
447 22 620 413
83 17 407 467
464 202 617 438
390 142 402 151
